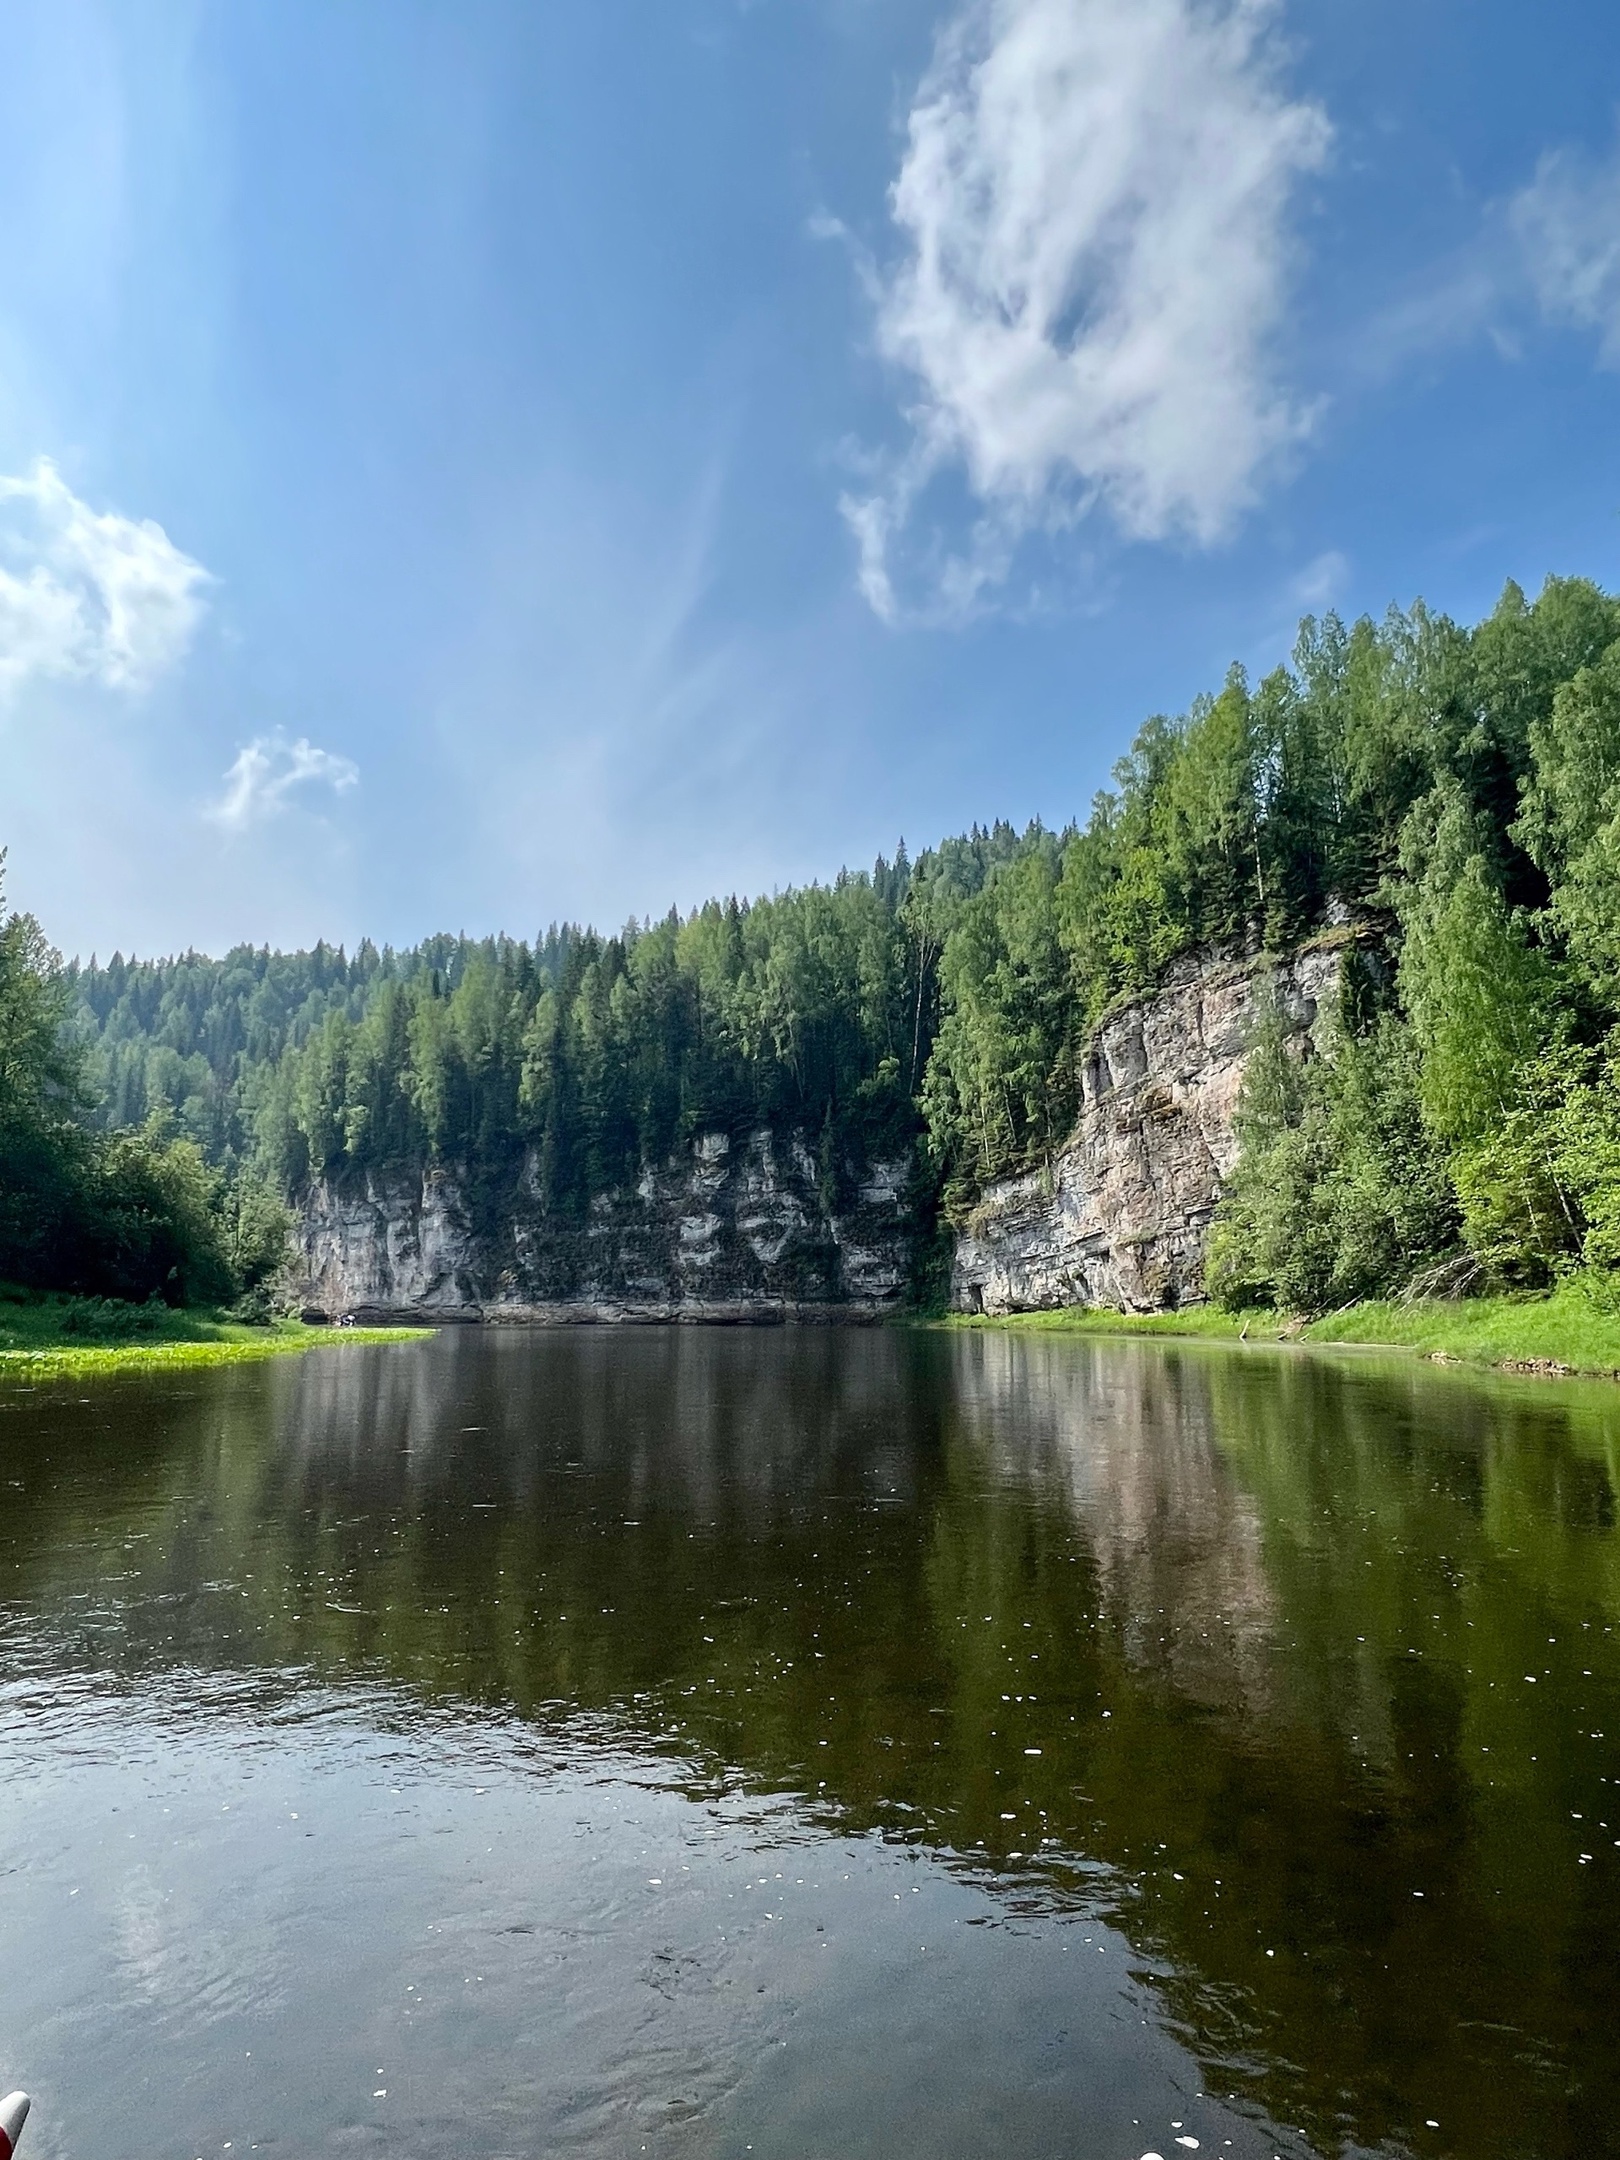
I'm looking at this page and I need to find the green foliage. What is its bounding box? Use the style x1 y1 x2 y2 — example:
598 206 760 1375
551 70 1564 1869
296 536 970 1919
0 864 281 1307
1205 575 1620 1308
1445 1037 1620 1289
87 1117 235 1305
26 568 1620 1314
1547 1042 1620 1276
1397 794 1558 1148
0 867 103 1291
923 832 1078 1209
1208 994 1459 1313
1515 641 1620 994
216 1171 292 1307
233 871 927 1228
923 584 1620 1206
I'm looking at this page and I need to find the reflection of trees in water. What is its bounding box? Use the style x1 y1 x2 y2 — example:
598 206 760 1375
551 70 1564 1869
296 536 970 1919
933 1337 1620 2158
6 1333 1620 2158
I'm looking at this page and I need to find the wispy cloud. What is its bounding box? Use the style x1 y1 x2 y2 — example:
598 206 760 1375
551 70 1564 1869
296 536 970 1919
1350 263 1503 386
0 458 210 696
1351 125 1620 385
1511 135 1620 366
1291 548 1348 609
847 0 1330 622
209 732 359 829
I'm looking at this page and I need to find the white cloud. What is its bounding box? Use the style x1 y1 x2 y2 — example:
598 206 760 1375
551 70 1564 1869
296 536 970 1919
849 0 1330 620
1512 136 1620 365
0 457 210 695
209 732 359 830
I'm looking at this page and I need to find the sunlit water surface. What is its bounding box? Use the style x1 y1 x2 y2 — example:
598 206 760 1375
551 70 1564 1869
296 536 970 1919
3 1327 1619 2160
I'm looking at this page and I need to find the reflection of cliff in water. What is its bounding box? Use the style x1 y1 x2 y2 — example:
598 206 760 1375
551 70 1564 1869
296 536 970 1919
944 1331 1283 1728
272 1325 947 1522
6 1331 1620 2160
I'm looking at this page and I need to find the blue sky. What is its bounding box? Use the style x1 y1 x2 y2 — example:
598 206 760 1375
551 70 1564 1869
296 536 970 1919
4 0 1620 959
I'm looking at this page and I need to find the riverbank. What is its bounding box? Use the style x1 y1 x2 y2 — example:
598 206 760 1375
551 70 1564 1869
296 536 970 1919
0 1293 431 1382
947 1278 1620 1380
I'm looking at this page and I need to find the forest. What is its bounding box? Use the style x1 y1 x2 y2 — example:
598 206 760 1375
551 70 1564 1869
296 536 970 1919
8 572 1620 1314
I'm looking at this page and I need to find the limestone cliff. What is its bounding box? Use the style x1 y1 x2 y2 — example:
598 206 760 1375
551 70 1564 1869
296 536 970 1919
295 1128 914 1323
950 935 1356 1316
295 935 1360 1325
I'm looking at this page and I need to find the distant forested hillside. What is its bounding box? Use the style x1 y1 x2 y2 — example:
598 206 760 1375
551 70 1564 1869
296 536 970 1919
16 572 1620 1311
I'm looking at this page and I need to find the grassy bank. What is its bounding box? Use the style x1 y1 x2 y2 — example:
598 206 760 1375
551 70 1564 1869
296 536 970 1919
0 1291 430 1382
948 1279 1620 1380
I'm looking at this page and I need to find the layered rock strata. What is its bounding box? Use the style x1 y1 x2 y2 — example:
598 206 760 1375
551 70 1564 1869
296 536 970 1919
949 936 1352 1316
296 1128 913 1324
295 936 1358 1326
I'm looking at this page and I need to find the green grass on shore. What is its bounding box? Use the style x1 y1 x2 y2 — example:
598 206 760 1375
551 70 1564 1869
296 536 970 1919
949 1304 1287 1343
1301 1283 1620 1374
948 1277 1620 1380
0 1291 430 1382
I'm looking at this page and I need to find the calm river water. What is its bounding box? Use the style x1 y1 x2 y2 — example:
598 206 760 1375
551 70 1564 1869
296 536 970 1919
3 1327 1619 2160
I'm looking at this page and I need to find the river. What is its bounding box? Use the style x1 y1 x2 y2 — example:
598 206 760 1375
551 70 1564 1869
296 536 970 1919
2 1326 1618 2159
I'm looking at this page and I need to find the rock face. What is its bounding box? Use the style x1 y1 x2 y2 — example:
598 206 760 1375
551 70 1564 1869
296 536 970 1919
950 936 1353 1316
294 936 1360 1325
295 1128 914 1324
